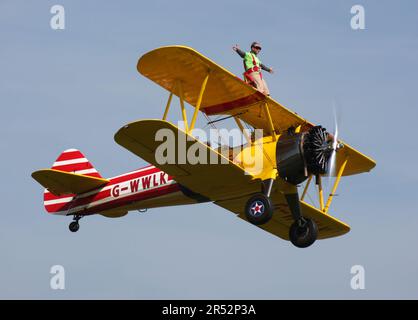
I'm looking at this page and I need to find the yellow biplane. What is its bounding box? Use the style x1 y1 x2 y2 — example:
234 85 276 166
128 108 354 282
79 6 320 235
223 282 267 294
32 45 375 248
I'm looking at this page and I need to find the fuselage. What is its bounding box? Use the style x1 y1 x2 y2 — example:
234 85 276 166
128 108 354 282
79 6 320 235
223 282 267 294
43 165 200 217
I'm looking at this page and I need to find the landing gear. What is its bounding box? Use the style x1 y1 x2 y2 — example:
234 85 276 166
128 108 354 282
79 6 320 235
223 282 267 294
289 218 318 248
284 193 318 248
69 215 81 233
244 178 276 226
245 193 273 225
69 221 79 232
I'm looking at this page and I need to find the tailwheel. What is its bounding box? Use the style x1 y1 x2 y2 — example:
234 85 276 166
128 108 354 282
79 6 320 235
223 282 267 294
69 221 79 233
289 218 318 248
245 193 273 225
69 215 81 233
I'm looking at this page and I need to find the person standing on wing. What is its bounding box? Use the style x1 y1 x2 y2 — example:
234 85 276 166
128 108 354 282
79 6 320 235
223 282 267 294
233 42 274 96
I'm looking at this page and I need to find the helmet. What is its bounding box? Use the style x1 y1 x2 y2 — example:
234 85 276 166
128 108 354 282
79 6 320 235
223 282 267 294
251 42 262 50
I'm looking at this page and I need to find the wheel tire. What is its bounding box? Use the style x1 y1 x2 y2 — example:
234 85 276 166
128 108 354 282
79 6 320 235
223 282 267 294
69 221 80 233
245 193 273 225
289 218 318 248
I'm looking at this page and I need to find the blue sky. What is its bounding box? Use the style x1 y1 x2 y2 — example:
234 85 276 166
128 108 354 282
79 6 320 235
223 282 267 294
1 0 417 299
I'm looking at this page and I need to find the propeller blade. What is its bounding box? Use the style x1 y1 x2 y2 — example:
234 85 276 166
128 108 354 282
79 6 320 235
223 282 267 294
327 102 340 181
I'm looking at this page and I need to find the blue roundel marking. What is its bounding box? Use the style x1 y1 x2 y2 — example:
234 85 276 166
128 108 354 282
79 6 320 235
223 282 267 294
250 200 264 217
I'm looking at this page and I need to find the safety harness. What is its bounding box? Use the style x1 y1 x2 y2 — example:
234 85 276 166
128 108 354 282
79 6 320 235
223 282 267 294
243 52 262 85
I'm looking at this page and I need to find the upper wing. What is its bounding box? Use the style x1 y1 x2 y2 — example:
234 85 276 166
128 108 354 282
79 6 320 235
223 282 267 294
138 46 376 176
138 45 312 133
114 119 261 201
216 189 350 240
31 169 109 196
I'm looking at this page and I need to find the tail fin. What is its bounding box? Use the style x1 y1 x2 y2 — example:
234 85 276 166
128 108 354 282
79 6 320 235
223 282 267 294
32 149 106 215
51 148 103 178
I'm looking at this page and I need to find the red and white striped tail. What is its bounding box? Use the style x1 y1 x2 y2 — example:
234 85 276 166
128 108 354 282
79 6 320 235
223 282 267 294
51 148 103 178
44 149 102 215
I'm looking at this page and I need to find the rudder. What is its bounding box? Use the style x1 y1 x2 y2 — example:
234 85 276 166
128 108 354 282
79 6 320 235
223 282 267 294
51 148 103 178
42 148 103 215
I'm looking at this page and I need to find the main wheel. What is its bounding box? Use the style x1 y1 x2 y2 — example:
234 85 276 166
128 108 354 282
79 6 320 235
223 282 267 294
69 221 80 233
289 218 318 248
245 193 273 225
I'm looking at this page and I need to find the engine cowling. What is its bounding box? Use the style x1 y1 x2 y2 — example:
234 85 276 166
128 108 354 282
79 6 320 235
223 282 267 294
276 126 333 185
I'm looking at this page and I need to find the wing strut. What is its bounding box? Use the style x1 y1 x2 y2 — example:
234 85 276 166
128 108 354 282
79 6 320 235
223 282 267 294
234 116 252 145
162 91 173 120
189 72 210 131
301 174 313 201
324 158 349 213
178 81 189 132
160 72 211 134
262 102 277 141
317 175 325 211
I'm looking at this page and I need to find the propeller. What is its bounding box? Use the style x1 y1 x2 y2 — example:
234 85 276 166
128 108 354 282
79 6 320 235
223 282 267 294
326 102 343 184
327 106 339 178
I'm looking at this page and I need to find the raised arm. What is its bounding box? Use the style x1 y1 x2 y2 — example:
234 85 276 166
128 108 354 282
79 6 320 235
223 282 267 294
261 63 274 74
235 48 246 58
232 45 246 58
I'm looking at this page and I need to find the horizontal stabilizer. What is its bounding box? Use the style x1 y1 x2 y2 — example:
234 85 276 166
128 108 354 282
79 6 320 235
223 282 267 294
32 169 109 196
